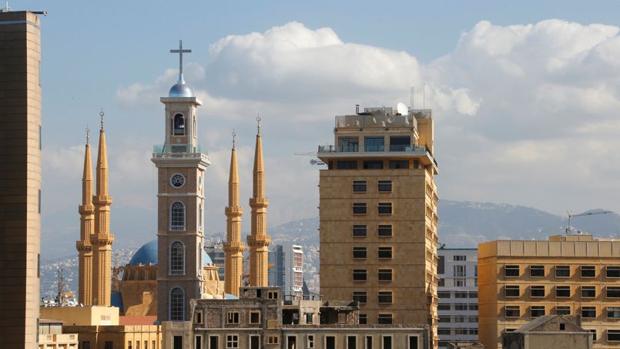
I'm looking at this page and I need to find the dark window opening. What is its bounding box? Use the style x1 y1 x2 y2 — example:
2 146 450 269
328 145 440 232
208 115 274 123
363 160 383 169
173 113 185 135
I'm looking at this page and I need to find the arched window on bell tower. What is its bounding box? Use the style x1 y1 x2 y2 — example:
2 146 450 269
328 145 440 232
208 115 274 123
170 202 185 231
170 241 185 275
169 287 185 320
172 113 185 135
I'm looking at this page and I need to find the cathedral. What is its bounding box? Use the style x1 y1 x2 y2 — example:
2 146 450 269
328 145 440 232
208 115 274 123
75 40 272 321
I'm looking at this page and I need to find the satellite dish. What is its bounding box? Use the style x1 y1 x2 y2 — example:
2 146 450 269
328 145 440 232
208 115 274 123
396 102 408 116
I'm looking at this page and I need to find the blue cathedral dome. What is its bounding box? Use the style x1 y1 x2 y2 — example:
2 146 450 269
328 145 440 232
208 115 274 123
168 81 194 98
129 240 158 266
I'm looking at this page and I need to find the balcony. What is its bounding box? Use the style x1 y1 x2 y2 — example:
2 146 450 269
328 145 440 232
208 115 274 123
317 144 438 170
152 144 209 162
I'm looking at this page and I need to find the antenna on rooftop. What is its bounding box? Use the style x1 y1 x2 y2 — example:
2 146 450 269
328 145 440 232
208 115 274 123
1 1 10 12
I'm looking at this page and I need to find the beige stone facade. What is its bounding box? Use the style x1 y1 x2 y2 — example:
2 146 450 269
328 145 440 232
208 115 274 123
317 107 439 346
0 10 42 348
478 234 620 349
38 319 78 349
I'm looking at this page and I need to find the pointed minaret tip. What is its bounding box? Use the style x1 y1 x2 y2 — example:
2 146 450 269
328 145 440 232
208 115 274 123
99 110 104 131
256 114 262 136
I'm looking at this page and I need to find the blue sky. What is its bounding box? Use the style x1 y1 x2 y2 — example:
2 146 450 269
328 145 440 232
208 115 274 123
15 0 620 257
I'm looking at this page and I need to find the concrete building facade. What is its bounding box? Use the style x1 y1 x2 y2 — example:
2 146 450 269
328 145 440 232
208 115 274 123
317 106 439 345
478 234 620 349
284 245 304 299
0 10 42 348
437 248 478 348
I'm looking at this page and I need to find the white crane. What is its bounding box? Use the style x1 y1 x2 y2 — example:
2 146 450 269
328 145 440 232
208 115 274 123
566 210 613 234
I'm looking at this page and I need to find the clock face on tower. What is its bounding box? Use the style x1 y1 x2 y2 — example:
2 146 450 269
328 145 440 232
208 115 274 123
170 173 185 188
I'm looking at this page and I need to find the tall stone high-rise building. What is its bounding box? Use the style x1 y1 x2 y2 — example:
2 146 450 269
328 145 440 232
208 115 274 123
224 136 245 296
91 118 114 306
318 106 439 347
0 10 43 348
153 41 209 322
248 121 271 287
77 132 94 306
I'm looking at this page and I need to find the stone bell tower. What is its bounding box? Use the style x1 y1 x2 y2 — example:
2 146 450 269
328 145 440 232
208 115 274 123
153 40 209 322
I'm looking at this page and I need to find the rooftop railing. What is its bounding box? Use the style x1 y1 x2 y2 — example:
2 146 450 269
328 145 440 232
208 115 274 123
152 144 208 160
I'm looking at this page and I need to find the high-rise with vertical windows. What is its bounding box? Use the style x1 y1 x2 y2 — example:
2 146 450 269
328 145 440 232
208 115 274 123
0 10 42 348
318 106 439 347
437 247 478 348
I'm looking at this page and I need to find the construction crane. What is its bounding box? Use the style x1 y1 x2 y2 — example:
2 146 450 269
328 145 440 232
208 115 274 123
566 210 613 234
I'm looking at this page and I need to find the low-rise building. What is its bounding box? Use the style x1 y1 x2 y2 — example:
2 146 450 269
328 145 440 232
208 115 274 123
163 286 430 349
38 319 79 349
502 315 591 349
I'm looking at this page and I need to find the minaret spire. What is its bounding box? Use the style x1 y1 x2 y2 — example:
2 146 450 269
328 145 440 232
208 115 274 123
224 130 245 296
77 128 94 305
248 116 270 287
91 110 114 306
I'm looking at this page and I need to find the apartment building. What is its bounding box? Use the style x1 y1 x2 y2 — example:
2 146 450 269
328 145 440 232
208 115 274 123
478 234 620 349
437 248 478 348
317 105 439 346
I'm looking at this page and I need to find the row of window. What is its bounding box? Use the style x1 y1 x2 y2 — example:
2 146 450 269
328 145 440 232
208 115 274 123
338 135 412 152
127 340 158 349
224 310 261 325
438 277 477 288
353 202 392 215
503 285 620 298
438 303 478 311
352 290 394 304
438 327 478 335
358 313 394 325
503 305 620 319
352 247 393 260
353 180 392 193
503 264 620 278
199 333 419 349
335 159 412 170
352 269 394 282
438 291 478 299
352 224 393 238
438 315 478 323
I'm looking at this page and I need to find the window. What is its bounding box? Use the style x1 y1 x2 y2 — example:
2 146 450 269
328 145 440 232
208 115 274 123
307 335 315 348
438 256 445 274
382 335 392 349
339 137 359 152
609 330 620 342
359 314 368 325
353 225 367 237
353 180 367 193
556 306 570 315
209 336 219 349
170 242 185 275
607 266 620 278
378 247 392 259
353 247 367 259
469 304 478 310
453 255 467 261
439 316 451 323
438 304 451 311
128 342 132 349
363 160 384 169
325 336 336 349
267 336 278 344
365 336 373 349
378 202 392 215
505 306 520 318
530 306 545 317
468 291 478 298
173 113 185 135
504 285 520 298
347 336 357 349
608 287 620 298
353 269 367 281
389 136 410 151
530 265 545 277
581 265 595 278
438 291 450 298
377 225 392 237
226 335 239 349
588 330 596 341
556 286 570 298
353 203 367 215
104 342 113 349
364 137 385 152
454 303 468 311
582 286 596 298
388 160 408 169
170 288 184 321
378 314 393 325
408 336 419 349
249 335 259 349
438 278 445 287
249 311 260 324
454 265 466 277
530 286 545 298
305 312 313 324
607 307 620 319
82 342 91 349
504 265 519 277
438 328 451 335
337 160 358 169
353 292 367 304
378 180 392 193
195 336 202 349
195 310 203 324
287 336 297 349
378 269 393 282
378 291 393 304
555 265 570 278
227 312 240 324
455 278 466 287
267 291 279 299
170 202 185 230
581 307 596 318
454 292 467 298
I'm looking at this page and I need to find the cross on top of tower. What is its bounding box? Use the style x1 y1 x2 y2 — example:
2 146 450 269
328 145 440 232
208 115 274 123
170 40 192 83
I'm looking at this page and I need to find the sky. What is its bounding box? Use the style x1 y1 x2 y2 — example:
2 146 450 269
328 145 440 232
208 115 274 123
14 0 620 258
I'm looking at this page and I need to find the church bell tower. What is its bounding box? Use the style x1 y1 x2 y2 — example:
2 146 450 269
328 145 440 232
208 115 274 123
153 41 209 322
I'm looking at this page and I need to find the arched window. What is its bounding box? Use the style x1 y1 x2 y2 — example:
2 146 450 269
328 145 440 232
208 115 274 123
170 241 185 275
170 202 185 231
169 287 185 321
173 113 185 135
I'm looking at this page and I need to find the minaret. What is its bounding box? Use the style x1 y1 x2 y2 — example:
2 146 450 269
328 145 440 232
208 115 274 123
91 112 114 306
224 132 245 296
76 129 94 305
248 118 270 287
